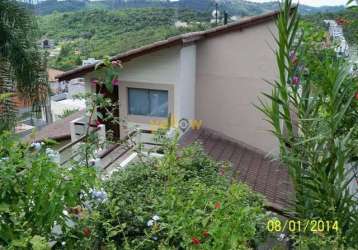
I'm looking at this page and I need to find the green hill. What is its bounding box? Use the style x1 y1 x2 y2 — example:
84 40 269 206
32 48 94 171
36 1 346 71
38 8 211 70
30 0 344 16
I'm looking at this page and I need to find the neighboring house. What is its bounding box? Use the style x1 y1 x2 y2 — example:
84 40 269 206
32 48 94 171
82 58 100 66
14 95 48 136
48 68 86 121
324 19 350 57
55 10 294 212
40 38 54 49
14 69 61 136
25 110 85 143
48 68 66 95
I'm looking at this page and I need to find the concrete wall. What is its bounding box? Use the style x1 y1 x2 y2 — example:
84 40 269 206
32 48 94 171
176 44 197 122
196 20 278 154
84 46 183 133
116 47 180 85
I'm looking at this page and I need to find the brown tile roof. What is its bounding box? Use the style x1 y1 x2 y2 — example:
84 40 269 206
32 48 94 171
56 8 292 81
48 68 64 82
25 110 85 142
179 127 294 213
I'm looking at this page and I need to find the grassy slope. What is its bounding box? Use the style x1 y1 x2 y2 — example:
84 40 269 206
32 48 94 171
38 8 211 70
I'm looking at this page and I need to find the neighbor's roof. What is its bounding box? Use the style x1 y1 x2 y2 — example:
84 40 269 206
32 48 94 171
179 127 294 214
57 9 286 81
48 68 64 82
25 110 84 142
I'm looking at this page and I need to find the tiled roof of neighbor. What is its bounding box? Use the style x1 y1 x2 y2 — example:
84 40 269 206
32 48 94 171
179 128 294 213
56 8 292 81
48 68 64 82
25 110 84 142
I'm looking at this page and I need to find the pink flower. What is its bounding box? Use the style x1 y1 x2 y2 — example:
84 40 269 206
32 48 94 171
112 79 120 86
289 51 298 65
91 79 99 87
83 227 91 237
191 237 201 245
214 202 221 209
219 168 225 176
292 76 300 85
96 119 101 126
111 60 123 68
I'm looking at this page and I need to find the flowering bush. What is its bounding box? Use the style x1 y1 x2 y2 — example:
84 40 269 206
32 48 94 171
77 138 269 249
258 0 357 248
0 132 97 248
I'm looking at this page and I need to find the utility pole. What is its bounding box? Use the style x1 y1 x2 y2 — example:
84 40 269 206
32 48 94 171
224 11 228 25
215 3 218 25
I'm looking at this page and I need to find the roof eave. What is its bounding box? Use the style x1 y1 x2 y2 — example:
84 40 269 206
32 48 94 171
56 8 290 82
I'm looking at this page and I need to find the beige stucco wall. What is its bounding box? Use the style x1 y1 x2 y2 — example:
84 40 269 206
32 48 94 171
84 46 180 87
83 46 186 133
196 20 278 154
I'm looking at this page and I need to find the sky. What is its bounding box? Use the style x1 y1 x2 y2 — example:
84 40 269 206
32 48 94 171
247 0 349 7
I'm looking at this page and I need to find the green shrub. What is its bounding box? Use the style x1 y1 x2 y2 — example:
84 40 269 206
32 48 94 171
0 132 97 248
78 140 268 249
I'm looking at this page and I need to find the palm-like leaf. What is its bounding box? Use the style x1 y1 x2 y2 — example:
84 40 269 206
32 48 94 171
257 0 358 247
0 0 49 131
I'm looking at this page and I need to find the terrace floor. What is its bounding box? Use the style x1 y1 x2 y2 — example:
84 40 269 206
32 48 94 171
179 127 294 213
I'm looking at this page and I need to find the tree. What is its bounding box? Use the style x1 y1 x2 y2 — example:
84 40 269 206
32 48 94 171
0 0 48 131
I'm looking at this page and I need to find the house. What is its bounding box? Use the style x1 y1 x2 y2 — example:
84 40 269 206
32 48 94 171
48 68 66 95
82 58 100 66
58 10 281 154
47 68 87 121
56 10 293 212
12 69 63 136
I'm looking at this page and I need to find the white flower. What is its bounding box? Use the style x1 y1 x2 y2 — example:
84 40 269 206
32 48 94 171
0 157 9 163
147 219 154 227
63 210 69 216
152 215 160 221
90 188 108 203
61 242 66 246
277 233 286 241
31 142 42 151
89 158 101 167
46 148 60 162
51 224 63 237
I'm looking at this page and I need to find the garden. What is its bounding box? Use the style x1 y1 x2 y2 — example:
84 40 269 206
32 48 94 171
1 0 358 249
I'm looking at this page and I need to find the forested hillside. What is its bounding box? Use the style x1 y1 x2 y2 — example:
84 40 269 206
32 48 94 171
30 0 344 16
36 0 346 71
38 8 211 70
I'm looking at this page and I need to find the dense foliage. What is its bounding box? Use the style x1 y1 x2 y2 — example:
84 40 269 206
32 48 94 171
60 136 269 249
36 1 346 71
28 0 344 16
0 131 269 249
38 8 211 70
0 0 49 131
0 133 97 248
